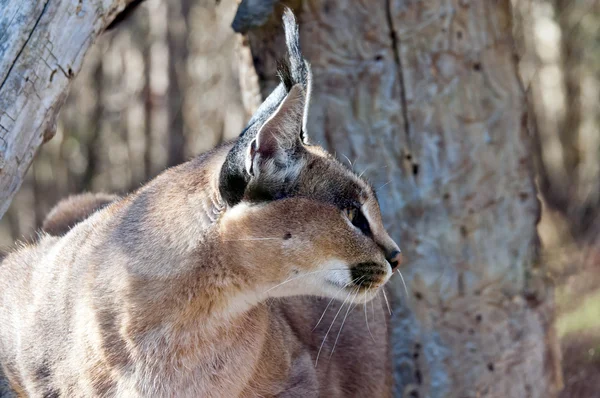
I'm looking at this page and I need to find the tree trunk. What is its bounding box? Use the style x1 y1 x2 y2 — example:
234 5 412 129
81 54 104 192
166 0 191 168
547 0 600 241
234 1 562 396
0 0 143 218
555 0 582 186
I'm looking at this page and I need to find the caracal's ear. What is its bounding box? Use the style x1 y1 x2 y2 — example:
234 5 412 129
282 8 312 142
218 9 311 206
245 84 306 178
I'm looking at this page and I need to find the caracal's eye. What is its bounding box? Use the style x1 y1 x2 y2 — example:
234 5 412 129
344 205 372 237
344 207 358 223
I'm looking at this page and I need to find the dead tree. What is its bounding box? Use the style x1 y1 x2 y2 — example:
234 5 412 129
0 0 144 218
233 1 562 396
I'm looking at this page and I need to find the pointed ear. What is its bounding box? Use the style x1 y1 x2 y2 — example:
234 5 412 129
246 84 306 177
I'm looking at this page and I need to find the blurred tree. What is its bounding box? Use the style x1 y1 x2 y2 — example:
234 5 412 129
517 0 600 245
234 0 561 396
0 0 143 219
0 0 245 245
551 0 600 241
167 0 191 167
82 57 104 191
556 0 583 182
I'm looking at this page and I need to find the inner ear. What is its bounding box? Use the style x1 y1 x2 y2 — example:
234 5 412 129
256 84 305 156
246 84 306 176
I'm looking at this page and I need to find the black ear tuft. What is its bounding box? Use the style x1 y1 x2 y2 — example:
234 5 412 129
276 60 294 92
282 8 312 142
282 8 308 88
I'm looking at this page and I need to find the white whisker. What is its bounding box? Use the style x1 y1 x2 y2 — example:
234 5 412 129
222 237 281 242
364 283 375 342
382 288 392 316
263 269 349 295
330 287 361 358
312 274 366 331
315 289 354 367
312 279 355 331
376 180 393 191
341 154 353 168
376 290 384 320
370 290 375 324
397 269 409 301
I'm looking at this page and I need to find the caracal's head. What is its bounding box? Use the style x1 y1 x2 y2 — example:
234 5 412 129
218 10 401 304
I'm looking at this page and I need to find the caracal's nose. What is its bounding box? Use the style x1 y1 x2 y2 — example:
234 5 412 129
386 250 403 272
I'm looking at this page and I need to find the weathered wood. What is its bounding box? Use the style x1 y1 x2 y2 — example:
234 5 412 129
235 1 561 396
232 0 279 33
0 0 142 218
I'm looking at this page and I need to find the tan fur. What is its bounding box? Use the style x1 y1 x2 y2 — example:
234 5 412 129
0 143 398 397
0 11 401 397
41 192 120 236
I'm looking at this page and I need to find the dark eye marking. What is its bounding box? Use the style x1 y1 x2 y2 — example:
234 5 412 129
344 205 372 237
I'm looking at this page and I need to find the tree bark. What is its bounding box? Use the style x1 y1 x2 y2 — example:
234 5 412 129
235 1 562 396
0 0 143 218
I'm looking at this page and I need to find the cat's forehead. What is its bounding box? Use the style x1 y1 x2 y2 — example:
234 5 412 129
297 145 374 208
